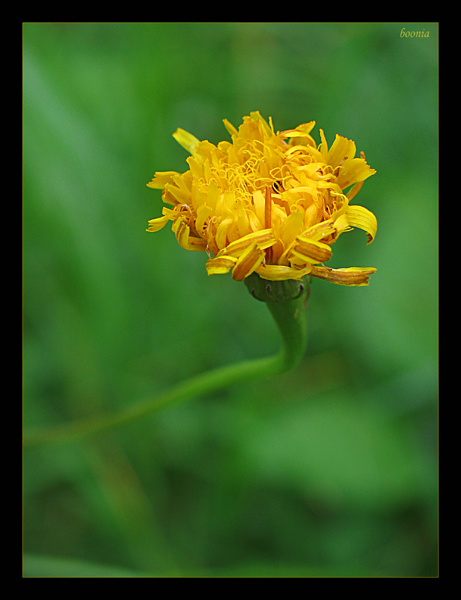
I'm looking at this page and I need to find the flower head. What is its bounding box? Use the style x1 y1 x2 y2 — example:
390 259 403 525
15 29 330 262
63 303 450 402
147 112 377 286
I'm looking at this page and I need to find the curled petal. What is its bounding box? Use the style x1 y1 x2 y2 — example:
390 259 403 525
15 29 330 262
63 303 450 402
332 214 353 238
282 122 316 147
171 217 207 251
310 265 377 286
337 158 376 190
171 217 191 249
282 121 315 137
291 237 332 264
346 205 377 244
206 255 237 276
256 264 312 281
231 242 265 281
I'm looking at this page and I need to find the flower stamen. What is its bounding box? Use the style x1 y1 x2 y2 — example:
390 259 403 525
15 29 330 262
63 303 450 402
265 186 273 264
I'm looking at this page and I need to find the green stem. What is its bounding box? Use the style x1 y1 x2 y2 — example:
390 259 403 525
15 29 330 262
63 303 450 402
23 275 310 449
244 272 310 370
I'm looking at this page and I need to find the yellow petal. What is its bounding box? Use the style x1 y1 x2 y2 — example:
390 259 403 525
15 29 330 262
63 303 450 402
346 180 364 202
236 204 252 238
291 237 332 264
187 237 207 251
252 190 266 228
300 219 336 242
280 211 305 247
171 217 190 249
172 128 200 155
250 111 273 137
319 128 328 160
146 171 180 189
282 122 316 147
223 118 238 137
310 265 377 286
186 156 204 179
221 228 276 258
215 217 233 251
164 182 190 204
170 217 206 251
231 242 265 281
146 215 170 232
256 264 312 281
346 205 378 244
277 211 306 265
196 203 212 234
291 121 316 135
327 135 356 168
337 158 376 190
332 214 352 237
206 255 237 276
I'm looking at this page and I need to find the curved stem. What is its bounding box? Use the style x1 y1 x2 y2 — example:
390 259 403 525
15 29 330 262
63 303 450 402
23 279 310 449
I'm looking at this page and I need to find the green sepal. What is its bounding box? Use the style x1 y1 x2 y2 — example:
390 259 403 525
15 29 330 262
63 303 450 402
244 271 312 304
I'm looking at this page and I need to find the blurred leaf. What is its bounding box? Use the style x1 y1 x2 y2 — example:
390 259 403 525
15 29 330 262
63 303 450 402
23 554 148 578
241 391 424 511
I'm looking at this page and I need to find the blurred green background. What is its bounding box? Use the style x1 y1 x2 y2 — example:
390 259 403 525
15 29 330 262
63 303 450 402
23 22 438 577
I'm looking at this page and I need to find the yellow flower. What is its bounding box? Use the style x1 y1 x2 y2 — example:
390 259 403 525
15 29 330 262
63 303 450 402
147 112 377 286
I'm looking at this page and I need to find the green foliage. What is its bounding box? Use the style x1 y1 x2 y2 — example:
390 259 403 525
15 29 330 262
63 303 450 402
23 22 438 577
